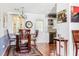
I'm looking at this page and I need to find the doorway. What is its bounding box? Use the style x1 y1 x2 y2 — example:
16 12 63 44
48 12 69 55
12 15 25 33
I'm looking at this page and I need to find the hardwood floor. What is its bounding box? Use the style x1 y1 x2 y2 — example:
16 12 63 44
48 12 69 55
4 43 56 56
36 43 56 56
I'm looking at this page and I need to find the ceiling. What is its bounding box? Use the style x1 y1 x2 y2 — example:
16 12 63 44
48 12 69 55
0 3 56 14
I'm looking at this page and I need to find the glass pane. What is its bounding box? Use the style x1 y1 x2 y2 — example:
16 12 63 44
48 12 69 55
35 20 43 32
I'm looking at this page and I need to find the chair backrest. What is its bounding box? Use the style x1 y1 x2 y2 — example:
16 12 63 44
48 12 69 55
35 30 39 37
6 29 10 39
72 30 79 42
19 29 24 39
19 29 30 40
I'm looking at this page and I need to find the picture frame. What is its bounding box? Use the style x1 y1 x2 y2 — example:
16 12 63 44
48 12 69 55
71 6 79 22
57 9 67 23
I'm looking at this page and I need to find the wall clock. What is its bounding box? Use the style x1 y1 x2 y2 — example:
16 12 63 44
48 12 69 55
25 21 33 28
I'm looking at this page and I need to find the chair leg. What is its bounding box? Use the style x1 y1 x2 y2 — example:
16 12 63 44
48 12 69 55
75 46 78 56
34 40 36 47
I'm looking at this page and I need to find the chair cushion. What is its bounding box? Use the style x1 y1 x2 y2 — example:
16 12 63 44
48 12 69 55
10 34 16 39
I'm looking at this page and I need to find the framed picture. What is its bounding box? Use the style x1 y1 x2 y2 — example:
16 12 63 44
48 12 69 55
57 9 67 23
71 6 79 22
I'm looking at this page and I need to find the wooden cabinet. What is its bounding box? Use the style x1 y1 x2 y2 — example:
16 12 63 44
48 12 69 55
49 32 56 44
48 19 53 25
48 18 54 32
48 17 57 44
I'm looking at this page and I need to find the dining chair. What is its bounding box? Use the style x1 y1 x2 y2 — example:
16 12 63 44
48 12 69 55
18 29 31 53
6 29 16 45
30 30 39 54
31 30 39 47
72 30 79 56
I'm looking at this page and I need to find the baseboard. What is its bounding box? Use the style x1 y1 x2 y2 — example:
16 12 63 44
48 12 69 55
2 45 10 56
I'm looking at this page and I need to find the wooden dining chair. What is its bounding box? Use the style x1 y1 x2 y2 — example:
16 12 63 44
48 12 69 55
18 29 31 53
31 30 39 47
72 30 79 56
6 29 16 45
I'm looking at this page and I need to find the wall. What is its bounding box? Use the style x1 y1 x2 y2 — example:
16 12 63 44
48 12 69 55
57 3 69 39
56 4 70 55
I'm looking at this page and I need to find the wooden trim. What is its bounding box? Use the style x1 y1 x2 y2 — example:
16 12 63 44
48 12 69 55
54 39 68 41
59 40 61 56
72 30 79 56
3 45 11 56
64 41 67 56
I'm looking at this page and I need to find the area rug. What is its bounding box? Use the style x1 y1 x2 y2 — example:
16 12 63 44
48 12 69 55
8 46 42 56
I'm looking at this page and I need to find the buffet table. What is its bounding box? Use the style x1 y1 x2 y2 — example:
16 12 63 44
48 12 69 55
53 37 68 56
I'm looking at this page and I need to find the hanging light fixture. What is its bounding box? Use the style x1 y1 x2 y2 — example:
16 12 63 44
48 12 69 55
14 7 27 19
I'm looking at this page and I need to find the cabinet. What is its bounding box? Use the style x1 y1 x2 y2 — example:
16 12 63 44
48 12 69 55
48 18 56 44
47 14 57 44
49 32 56 44
48 18 54 32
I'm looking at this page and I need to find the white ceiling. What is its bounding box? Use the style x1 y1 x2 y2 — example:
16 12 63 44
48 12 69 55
0 3 56 14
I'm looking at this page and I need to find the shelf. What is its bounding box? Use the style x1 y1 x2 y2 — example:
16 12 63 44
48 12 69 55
48 29 56 33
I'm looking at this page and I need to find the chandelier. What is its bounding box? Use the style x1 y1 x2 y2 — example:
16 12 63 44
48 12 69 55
14 7 27 19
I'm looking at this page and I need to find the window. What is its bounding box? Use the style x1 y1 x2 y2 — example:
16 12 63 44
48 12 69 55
35 20 44 32
12 15 25 33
